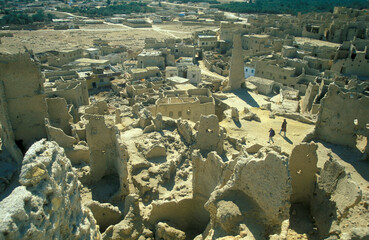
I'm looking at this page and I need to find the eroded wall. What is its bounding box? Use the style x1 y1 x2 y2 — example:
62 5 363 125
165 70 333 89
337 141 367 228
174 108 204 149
0 53 47 148
0 81 23 163
46 97 73 135
315 83 369 148
86 115 118 181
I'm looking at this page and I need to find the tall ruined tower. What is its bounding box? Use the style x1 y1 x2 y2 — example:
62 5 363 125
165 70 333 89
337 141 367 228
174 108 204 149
228 34 245 90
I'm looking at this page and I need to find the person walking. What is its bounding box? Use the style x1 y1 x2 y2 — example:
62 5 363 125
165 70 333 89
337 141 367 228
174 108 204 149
268 128 275 143
280 119 287 137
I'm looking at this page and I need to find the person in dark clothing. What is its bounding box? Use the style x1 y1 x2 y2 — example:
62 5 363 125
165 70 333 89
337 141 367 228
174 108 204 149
280 119 287 137
268 128 275 143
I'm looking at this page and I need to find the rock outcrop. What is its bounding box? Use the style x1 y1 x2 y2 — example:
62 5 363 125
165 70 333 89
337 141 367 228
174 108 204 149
0 139 100 239
155 222 186 240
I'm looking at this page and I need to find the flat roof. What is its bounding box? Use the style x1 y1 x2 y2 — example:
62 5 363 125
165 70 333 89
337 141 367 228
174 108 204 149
86 48 99 51
283 45 296 49
75 58 109 64
295 37 340 48
198 35 217 39
77 71 92 78
146 66 160 71
248 76 274 85
131 68 147 74
174 83 197 90
138 50 162 57
59 48 81 53
166 66 178 71
168 76 189 84
243 34 270 38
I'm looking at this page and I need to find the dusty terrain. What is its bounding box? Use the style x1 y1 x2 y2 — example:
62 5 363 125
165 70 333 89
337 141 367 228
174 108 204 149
0 22 218 54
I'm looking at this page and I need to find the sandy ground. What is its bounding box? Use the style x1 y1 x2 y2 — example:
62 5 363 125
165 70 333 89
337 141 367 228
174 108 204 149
0 22 218 54
220 90 315 154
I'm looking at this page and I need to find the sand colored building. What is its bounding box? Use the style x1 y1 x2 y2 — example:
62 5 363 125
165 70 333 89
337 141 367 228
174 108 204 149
242 34 272 55
165 66 179 79
186 65 202 85
198 35 218 51
84 70 121 90
149 88 215 122
137 50 165 69
47 49 84 67
130 66 161 81
247 76 275 95
331 43 369 79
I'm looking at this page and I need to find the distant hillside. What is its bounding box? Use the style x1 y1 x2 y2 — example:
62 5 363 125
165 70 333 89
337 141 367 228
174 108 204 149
212 0 368 15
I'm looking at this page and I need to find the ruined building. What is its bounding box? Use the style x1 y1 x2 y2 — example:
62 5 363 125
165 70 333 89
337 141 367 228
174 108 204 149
1 6 369 240
228 34 245 90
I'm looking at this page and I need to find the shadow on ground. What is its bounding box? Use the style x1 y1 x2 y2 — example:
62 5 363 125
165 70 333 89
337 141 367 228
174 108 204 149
233 119 242 128
288 203 318 239
231 89 259 108
89 174 120 203
280 134 293 144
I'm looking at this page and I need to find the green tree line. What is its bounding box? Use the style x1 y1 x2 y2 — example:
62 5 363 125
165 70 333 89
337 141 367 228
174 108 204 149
168 0 219 4
212 0 368 15
1 9 54 25
58 2 154 17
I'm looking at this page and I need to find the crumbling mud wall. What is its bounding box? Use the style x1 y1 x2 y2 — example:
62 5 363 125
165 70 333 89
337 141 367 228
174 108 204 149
85 115 119 181
83 113 129 199
289 143 318 205
45 122 78 149
0 81 23 164
315 83 369 149
46 97 73 136
0 53 47 149
0 140 101 239
300 82 319 114
194 114 225 155
203 147 292 239
0 81 23 194
192 151 225 200
288 143 368 239
311 155 365 239
46 80 89 109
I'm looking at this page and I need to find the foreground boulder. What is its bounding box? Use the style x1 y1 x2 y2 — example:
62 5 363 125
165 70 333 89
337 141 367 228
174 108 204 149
0 139 101 239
